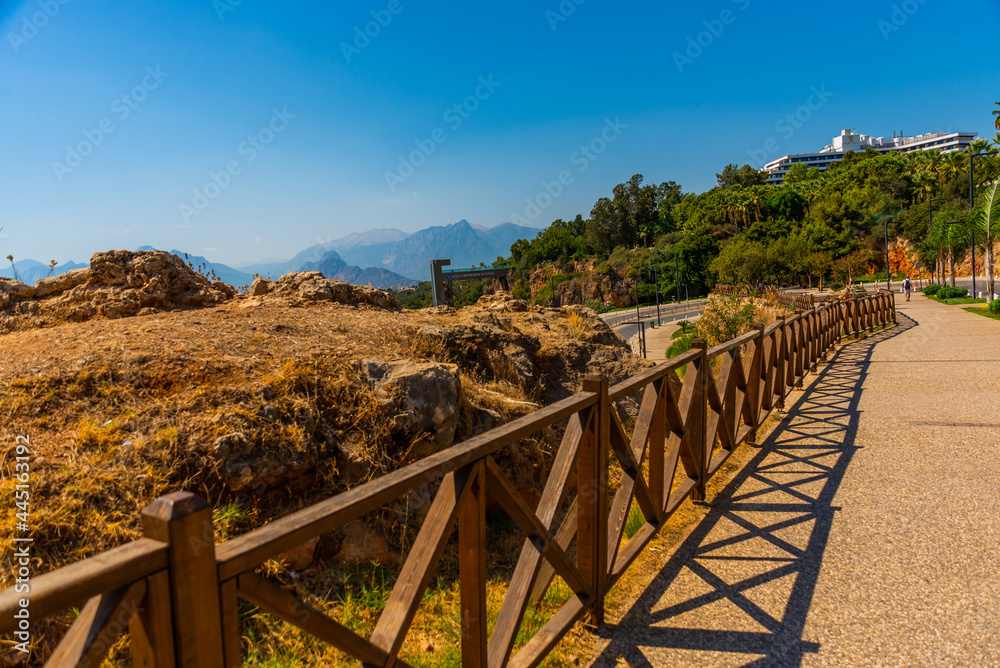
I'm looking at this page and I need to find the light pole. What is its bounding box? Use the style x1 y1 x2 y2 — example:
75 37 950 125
652 263 661 326
674 252 680 305
883 217 891 291
969 151 998 298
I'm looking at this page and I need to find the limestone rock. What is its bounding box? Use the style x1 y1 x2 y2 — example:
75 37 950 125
474 292 528 312
0 278 35 307
3 250 232 328
250 277 275 296
34 268 89 298
358 358 461 453
271 272 399 309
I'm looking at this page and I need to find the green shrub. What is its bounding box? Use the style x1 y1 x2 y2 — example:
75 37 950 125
667 334 693 358
584 299 613 314
923 284 941 296
937 286 969 300
989 299 1000 315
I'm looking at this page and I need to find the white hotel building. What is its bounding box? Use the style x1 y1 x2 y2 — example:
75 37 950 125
762 129 978 184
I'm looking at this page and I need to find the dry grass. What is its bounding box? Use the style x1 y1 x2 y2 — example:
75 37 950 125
0 295 649 664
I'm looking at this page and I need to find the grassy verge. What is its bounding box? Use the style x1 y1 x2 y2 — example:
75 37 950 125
928 296 987 306
236 564 581 667
963 306 1000 321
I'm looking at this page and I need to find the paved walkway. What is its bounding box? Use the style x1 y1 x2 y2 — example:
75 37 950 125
589 294 1000 666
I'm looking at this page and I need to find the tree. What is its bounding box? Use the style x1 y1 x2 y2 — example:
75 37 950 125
762 188 807 222
972 180 1000 303
716 163 768 189
939 218 970 287
586 174 678 254
656 181 684 233
509 238 531 263
587 196 628 256
993 101 1000 131
805 252 833 289
832 250 872 287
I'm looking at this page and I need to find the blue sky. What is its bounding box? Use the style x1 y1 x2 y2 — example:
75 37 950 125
2 0 999 266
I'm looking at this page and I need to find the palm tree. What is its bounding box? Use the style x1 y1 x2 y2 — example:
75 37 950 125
913 172 936 203
944 151 967 183
973 180 1000 303
993 101 1000 131
923 149 945 189
969 138 991 155
747 185 769 224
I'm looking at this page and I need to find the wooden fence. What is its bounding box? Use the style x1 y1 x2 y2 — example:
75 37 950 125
0 292 896 668
775 292 815 311
711 284 779 300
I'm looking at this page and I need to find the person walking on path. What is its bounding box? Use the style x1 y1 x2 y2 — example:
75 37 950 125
903 276 912 302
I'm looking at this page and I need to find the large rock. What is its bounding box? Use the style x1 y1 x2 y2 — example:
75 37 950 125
0 278 35 308
211 430 316 492
271 272 399 309
34 268 89 298
358 358 461 454
1 250 232 328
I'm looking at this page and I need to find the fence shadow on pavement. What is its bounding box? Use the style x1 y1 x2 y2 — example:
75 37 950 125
589 314 915 667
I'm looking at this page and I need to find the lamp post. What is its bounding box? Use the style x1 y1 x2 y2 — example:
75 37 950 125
674 252 680 305
634 275 640 323
652 263 661 326
883 217 891 291
969 151 999 298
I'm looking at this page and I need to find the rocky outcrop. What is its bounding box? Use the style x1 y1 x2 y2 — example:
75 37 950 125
34 268 89 298
1 250 232 331
253 271 399 310
358 358 461 454
0 278 35 308
529 263 635 308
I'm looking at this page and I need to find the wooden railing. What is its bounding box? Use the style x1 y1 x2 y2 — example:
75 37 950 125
711 284 779 299
776 291 816 311
0 292 897 668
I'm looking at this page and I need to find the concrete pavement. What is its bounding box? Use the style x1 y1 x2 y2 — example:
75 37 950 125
588 293 1000 666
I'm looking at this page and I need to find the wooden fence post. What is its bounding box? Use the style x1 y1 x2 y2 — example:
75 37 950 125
773 318 785 410
142 492 224 668
689 339 708 501
746 328 764 445
579 374 609 625
459 460 487 666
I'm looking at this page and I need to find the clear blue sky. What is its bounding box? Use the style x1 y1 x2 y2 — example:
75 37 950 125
2 0 999 266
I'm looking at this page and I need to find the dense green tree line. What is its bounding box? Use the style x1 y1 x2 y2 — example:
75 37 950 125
503 102 1000 302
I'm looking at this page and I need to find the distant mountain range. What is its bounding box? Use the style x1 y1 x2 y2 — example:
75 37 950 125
4 220 540 291
142 247 418 291
242 220 539 282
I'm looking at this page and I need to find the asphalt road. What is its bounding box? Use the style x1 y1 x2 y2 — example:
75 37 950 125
606 304 703 343
602 300 704 329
